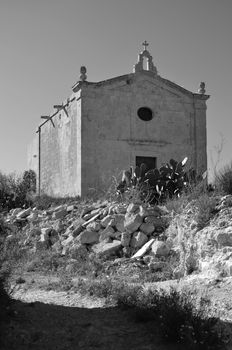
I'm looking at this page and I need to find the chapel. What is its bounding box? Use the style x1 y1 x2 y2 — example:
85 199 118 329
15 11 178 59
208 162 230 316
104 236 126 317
28 42 209 197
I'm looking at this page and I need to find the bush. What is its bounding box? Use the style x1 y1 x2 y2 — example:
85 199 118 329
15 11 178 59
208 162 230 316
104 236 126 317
0 169 36 212
114 285 226 349
215 163 232 195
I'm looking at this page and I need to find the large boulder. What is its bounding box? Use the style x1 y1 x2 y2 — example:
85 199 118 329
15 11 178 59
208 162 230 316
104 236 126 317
140 223 155 235
92 240 122 257
99 226 115 242
151 241 170 257
86 221 101 232
124 212 143 234
215 227 232 248
114 214 125 232
52 207 67 220
78 230 99 244
130 231 148 249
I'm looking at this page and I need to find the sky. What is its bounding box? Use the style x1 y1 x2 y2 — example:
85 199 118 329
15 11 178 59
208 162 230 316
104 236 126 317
0 0 232 180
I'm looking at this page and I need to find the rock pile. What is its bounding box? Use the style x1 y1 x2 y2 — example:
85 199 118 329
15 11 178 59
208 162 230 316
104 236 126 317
4 201 171 261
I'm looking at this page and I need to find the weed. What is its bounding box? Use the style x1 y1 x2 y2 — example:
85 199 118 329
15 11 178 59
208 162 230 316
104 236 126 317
215 162 232 195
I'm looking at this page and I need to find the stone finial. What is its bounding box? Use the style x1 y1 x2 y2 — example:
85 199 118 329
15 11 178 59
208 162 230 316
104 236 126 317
198 82 206 94
133 41 157 74
79 66 87 82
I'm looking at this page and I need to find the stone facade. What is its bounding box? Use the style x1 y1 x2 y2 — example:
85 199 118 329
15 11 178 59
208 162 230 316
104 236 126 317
28 43 209 197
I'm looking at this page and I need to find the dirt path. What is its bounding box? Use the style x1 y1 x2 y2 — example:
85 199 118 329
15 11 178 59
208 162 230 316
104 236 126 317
3 286 182 350
2 273 232 350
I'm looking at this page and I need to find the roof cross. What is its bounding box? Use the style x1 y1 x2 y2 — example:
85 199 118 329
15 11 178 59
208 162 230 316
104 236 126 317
142 40 149 50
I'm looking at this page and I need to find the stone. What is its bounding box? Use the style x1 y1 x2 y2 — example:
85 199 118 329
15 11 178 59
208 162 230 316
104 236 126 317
114 214 125 232
92 240 122 257
100 215 115 228
40 228 52 241
121 232 131 247
225 261 232 276
78 230 99 244
90 208 102 216
67 205 75 212
80 206 94 218
151 241 170 257
215 227 232 247
152 217 166 229
144 215 160 223
86 221 101 232
122 246 132 257
114 231 122 240
124 212 143 233
130 231 148 249
140 223 155 235
52 208 67 220
131 239 155 259
16 208 31 219
69 244 88 260
99 226 115 242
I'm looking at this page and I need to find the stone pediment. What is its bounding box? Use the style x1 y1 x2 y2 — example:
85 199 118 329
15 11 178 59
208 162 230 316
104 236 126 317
85 71 199 100
133 76 183 99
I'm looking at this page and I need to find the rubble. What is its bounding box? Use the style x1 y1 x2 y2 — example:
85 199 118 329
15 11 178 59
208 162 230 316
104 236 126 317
3 192 232 286
3 201 172 262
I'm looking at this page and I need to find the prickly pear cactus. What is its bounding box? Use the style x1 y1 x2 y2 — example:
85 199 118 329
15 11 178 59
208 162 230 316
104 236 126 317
117 157 196 203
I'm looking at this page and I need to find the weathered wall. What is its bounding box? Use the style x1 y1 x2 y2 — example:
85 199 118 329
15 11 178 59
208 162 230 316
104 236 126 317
27 135 38 174
39 92 81 197
81 72 207 195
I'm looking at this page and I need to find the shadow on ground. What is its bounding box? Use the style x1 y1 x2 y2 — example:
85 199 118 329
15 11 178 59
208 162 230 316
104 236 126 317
1 297 232 350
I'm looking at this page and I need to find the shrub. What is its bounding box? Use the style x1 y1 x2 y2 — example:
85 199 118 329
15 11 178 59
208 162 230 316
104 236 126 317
0 169 36 212
114 285 227 349
215 162 232 195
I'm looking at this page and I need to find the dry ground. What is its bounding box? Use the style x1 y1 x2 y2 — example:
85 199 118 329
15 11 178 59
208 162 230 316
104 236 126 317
1 271 232 350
